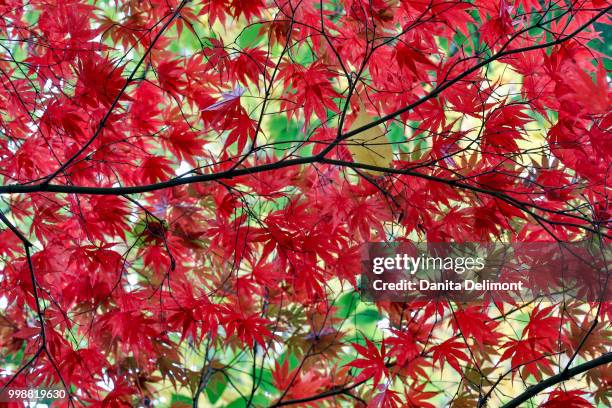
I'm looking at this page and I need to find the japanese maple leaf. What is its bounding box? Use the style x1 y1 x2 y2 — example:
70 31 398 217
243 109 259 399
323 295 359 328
223 312 273 348
129 82 163 133
85 381 135 408
98 309 159 353
430 338 470 374
76 54 127 108
522 305 560 342
445 83 495 118
226 110 257 154
452 306 502 348
455 205 510 239
139 155 174 183
230 47 271 86
387 328 424 367
155 58 187 99
161 120 206 166
500 337 555 381
271 359 293 391
409 97 446 133
230 0 265 21
201 86 255 154
566 60 610 114
199 0 232 25
271 360 327 406
542 389 593 408
278 61 340 127
166 284 227 344
0 229 21 255
86 196 130 240
369 384 403 408
479 2 515 46
328 244 362 287
41 100 87 142
404 383 438 408
59 348 107 388
29 199 67 243
347 338 388 388
482 103 530 153
201 85 245 118
395 40 436 79
345 188 390 240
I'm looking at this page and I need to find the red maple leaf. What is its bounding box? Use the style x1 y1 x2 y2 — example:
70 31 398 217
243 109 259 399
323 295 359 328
347 338 388 388
431 339 470 374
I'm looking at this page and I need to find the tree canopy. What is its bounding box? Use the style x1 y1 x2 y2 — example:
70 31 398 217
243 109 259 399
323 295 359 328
0 0 610 407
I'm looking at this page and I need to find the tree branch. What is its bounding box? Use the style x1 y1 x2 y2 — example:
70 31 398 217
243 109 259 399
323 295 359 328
501 352 612 408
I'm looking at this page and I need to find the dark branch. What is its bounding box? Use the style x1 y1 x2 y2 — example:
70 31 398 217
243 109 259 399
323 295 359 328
501 352 612 408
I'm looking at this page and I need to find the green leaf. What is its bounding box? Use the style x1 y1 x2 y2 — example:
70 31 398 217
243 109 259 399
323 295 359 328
237 23 265 48
205 371 228 404
387 122 407 148
171 393 193 405
269 115 300 154
335 291 360 319
354 306 382 326
226 395 268 408
227 399 247 408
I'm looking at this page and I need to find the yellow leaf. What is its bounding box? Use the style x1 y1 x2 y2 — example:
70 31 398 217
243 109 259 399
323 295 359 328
346 100 393 175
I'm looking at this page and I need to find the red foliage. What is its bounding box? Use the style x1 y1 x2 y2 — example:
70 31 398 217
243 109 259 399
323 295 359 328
0 0 609 406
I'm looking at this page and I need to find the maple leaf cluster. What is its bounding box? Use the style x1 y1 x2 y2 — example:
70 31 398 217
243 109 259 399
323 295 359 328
0 0 610 407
